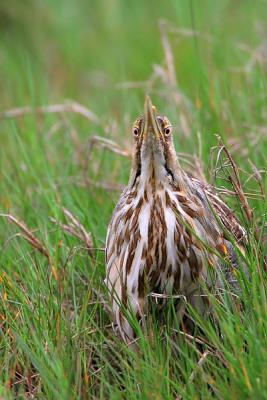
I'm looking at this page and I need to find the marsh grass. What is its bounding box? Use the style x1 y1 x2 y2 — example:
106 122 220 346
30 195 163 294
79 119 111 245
0 1 267 398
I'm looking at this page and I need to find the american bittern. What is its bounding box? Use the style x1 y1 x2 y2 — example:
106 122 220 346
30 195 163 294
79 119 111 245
105 96 246 343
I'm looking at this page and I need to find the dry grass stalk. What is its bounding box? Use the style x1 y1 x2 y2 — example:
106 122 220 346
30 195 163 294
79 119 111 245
84 135 130 191
187 350 211 384
211 137 266 271
214 186 264 200
115 81 151 89
56 116 128 191
87 135 130 158
158 19 191 137
159 19 178 93
247 159 266 199
236 41 267 73
50 208 95 259
0 213 50 259
117 20 192 137
173 329 211 349
168 26 213 43
218 138 254 222
148 292 187 301
212 137 254 223
0 101 99 124
0 213 60 282
173 329 228 368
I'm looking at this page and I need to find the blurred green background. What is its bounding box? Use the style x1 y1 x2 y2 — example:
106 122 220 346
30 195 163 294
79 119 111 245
1 0 266 232
1 0 266 214
0 1 266 398
1 0 266 112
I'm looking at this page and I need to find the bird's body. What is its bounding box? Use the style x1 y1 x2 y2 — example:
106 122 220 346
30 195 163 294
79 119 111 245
105 97 245 343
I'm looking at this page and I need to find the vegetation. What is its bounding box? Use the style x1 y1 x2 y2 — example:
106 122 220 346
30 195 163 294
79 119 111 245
0 1 266 398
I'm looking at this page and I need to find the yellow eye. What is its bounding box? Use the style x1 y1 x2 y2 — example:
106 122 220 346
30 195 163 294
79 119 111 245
164 125 172 136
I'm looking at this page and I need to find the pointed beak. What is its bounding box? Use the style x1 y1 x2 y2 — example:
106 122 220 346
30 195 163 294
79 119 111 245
143 95 161 141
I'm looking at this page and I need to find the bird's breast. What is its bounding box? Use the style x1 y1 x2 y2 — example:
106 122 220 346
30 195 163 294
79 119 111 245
106 183 210 318
131 189 186 279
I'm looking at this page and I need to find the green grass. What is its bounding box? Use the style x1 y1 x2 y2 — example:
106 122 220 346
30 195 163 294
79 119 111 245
0 0 266 398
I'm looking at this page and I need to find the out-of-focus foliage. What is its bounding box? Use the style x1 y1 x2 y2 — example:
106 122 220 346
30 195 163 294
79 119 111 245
0 1 266 399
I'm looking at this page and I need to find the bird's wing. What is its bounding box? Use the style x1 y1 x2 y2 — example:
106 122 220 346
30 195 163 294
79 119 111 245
191 177 247 244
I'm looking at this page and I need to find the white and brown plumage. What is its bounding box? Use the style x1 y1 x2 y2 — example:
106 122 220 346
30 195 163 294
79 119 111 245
105 96 246 343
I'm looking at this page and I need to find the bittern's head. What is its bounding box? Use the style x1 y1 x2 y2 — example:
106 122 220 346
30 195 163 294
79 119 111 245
129 96 179 188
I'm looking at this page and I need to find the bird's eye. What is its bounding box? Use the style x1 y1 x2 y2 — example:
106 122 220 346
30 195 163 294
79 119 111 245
164 126 172 136
132 127 140 136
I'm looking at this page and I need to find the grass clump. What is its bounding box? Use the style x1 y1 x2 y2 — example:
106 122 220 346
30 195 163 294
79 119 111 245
0 1 266 398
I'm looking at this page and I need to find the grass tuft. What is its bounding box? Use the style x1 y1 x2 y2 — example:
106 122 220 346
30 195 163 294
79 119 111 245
0 1 266 398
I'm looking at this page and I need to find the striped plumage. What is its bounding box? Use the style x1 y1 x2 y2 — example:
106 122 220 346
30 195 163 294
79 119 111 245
105 96 245 343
